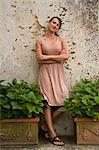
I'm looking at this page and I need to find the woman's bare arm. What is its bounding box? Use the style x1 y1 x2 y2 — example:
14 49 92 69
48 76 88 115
44 37 69 61
36 37 69 63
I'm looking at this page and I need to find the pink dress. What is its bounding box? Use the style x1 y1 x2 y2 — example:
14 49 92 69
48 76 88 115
37 36 69 106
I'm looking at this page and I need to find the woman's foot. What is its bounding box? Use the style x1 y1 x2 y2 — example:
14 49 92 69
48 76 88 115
50 136 64 146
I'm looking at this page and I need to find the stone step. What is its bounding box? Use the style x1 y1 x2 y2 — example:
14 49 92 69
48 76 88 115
1 136 99 150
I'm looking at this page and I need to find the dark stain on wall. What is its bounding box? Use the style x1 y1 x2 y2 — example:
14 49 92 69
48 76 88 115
70 51 75 54
49 4 53 7
11 5 16 8
29 26 32 29
18 26 24 29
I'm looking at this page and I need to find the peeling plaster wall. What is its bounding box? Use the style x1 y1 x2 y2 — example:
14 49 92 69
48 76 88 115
0 0 99 135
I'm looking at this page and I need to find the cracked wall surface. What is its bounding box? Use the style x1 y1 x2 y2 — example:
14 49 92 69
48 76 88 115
0 0 99 135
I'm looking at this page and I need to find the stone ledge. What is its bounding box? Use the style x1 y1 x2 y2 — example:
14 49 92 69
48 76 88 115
1 136 99 150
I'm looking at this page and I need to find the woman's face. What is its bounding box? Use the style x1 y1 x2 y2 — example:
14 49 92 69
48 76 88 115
48 18 60 33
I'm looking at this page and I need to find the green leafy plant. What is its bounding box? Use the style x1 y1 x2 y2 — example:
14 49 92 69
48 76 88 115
61 79 99 119
0 79 47 119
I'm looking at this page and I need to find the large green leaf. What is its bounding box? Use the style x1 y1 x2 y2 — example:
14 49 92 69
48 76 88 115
88 100 96 106
93 112 99 119
85 87 92 94
72 99 80 104
19 94 28 101
28 113 32 118
36 94 44 100
73 108 82 116
94 96 99 104
3 104 10 109
36 107 43 113
11 101 22 110
82 99 88 105
6 92 15 99
30 83 40 91
26 103 36 113
39 102 45 107
27 91 36 100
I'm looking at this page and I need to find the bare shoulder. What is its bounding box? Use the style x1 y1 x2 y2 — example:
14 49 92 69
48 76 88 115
59 35 67 42
36 35 46 43
36 36 43 44
59 35 68 47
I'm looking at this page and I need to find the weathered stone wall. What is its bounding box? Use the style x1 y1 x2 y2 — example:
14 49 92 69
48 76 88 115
0 0 98 135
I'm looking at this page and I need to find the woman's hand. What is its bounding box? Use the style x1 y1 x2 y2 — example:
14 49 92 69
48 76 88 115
36 55 43 62
60 49 66 54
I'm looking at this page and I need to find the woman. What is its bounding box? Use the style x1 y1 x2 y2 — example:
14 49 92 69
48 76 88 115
36 16 69 146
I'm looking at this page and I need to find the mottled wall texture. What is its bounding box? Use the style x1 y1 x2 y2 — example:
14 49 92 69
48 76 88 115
0 0 99 135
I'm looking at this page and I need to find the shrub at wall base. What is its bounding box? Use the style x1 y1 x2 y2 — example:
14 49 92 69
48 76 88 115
61 79 99 144
0 79 46 146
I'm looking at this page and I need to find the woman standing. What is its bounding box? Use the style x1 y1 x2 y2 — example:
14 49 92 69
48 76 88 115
36 16 69 146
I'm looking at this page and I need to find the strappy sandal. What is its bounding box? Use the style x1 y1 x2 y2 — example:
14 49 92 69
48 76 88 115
50 136 64 146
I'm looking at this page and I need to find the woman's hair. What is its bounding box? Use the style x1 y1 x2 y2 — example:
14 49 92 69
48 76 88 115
49 16 62 29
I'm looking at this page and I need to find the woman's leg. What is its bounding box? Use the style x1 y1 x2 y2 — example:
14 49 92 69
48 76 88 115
44 106 56 138
52 107 64 122
43 107 64 132
44 106 64 145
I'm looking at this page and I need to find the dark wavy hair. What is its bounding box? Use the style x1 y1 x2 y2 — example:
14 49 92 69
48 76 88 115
49 16 62 29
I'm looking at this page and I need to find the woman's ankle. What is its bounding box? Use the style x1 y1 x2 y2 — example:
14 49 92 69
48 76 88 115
49 131 56 139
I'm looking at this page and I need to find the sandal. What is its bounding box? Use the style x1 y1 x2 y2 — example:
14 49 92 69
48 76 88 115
50 136 64 146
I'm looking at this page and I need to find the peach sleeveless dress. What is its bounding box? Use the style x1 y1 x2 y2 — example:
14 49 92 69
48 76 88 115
38 36 69 106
